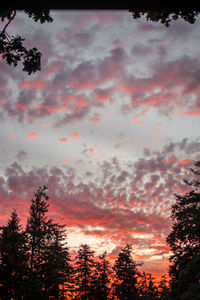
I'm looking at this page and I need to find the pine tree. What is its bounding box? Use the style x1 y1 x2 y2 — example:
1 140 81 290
113 244 139 300
137 271 158 299
0 210 29 299
26 185 52 298
42 222 73 299
91 251 112 299
74 244 95 300
157 275 171 300
166 161 200 299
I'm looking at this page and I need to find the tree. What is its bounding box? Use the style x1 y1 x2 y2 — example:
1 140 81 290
26 185 56 299
129 9 200 27
157 275 171 300
41 222 73 299
0 210 29 299
0 9 53 74
74 244 95 300
113 244 139 300
166 161 200 299
137 271 158 300
91 251 112 299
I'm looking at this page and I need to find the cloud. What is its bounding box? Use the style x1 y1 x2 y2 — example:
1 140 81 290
16 150 27 162
69 132 81 139
120 56 200 117
68 47 127 90
0 138 199 276
26 132 38 139
57 138 68 143
177 159 193 165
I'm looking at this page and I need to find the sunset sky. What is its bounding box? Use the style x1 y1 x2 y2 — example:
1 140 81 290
0 10 200 279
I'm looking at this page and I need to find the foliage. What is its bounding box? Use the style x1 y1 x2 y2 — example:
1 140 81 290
25 186 71 299
113 244 139 300
166 161 200 299
0 210 29 299
91 251 112 299
137 271 158 299
0 160 199 300
74 243 95 299
129 9 200 27
0 9 53 74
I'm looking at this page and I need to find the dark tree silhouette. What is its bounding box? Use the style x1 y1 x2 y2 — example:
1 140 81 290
166 161 200 299
113 244 139 300
26 185 72 299
41 222 72 299
137 271 158 299
157 275 171 300
0 210 29 299
0 9 53 74
129 9 200 27
74 243 95 300
91 251 112 299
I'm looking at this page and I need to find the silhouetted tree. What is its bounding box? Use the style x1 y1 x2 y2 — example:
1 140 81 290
166 161 200 299
91 251 112 299
137 271 158 299
129 9 200 27
41 222 73 299
0 210 29 299
157 275 171 300
26 186 56 298
0 9 53 74
74 244 95 300
113 244 139 300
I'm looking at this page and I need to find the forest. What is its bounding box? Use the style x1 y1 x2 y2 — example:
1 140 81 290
0 161 199 300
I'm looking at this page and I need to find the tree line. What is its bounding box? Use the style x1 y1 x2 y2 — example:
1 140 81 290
0 161 199 299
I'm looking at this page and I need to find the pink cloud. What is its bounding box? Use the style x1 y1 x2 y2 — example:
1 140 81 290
177 159 192 165
10 134 17 140
68 47 127 90
57 138 68 143
0 99 7 105
37 104 68 113
94 87 114 104
165 156 176 164
20 80 46 90
88 113 102 124
26 132 38 139
64 159 69 164
69 132 81 139
132 108 149 125
88 147 94 155
120 56 200 116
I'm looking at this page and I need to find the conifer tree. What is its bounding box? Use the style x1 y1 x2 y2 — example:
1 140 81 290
91 251 112 299
113 244 139 300
74 244 95 300
26 185 72 299
166 161 200 299
0 210 29 299
137 271 158 299
42 222 73 299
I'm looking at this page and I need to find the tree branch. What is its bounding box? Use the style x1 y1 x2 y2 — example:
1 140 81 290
1 10 16 35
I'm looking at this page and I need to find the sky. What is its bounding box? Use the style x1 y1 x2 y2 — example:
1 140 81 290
0 9 200 279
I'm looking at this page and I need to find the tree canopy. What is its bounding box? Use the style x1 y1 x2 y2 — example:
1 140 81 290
0 9 53 74
129 9 200 27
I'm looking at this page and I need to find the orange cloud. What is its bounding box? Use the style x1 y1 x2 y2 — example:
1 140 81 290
26 132 38 139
